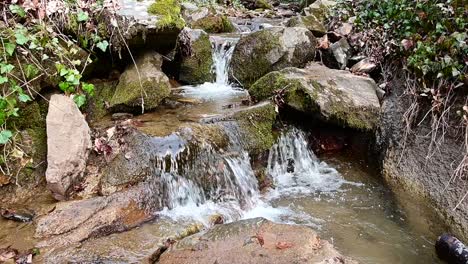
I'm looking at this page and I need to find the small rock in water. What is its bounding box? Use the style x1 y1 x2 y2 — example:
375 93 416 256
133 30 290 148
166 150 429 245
0 208 34 222
286 159 295 173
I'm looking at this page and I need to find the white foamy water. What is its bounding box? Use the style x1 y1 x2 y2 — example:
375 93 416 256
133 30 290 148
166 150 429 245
155 127 353 227
180 36 247 99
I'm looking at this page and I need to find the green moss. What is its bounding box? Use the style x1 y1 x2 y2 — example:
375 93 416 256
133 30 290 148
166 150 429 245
179 32 213 84
86 81 117 122
255 0 272 9
234 103 277 155
231 30 282 88
110 78 171 111
148 0 185 30
191 15 235 33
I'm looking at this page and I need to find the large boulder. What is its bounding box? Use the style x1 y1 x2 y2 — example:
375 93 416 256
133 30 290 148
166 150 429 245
230 27 316 88
158 218 357 264
285 15 327 37
45 95 91 200
109 51 171 112
110 0 185 52
176 28 214 84
249 63 380 130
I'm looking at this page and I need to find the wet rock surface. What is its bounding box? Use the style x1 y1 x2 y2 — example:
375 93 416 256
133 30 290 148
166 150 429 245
250 63 380 130
45 95 91 200
230 26 316 88
35 184 154 248
159 217 357 264
42 219 202 264
176 28 214 84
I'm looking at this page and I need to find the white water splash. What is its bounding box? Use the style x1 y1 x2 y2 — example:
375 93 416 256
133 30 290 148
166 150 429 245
266 128 354 199
181 36 246 99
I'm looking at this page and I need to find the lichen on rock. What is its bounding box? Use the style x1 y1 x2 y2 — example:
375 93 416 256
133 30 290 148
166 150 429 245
148 0 186 30
249 63 381 130
191 15 235 34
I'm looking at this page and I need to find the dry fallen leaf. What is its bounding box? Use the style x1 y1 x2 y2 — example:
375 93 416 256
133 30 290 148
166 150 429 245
275 241 294 250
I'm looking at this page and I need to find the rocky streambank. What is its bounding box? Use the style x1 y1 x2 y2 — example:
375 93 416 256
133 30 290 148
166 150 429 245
0 0 465 263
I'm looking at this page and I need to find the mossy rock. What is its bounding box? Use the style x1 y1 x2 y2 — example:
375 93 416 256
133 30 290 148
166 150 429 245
7 101 48 184
241 0 273 10
231 102 277 155
109 51 171 112
249 63 381 130
177 28 214 84
302 0 337 21
191 15 235 34
286 15 327 37
148 0 186 30
86 80 118 122
230 27 316 88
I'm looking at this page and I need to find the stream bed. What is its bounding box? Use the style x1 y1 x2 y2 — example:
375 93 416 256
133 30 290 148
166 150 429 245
0 33 447 264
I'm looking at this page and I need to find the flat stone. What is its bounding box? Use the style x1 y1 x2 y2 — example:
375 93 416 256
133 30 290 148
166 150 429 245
159 218 358 264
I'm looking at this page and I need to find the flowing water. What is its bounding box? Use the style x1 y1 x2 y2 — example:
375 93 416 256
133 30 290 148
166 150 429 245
0 35 445 263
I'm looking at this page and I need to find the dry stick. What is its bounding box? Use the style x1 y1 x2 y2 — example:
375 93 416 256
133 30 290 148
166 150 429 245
111 13 147 114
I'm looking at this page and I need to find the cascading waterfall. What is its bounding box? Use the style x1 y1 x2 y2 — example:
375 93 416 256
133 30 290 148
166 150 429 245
145 125 350 226
181 36 245 99
266 128 349 198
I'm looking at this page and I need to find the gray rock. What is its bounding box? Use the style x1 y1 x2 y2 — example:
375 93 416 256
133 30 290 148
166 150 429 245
176 28 214 84
45 94 91 200
285 15 327 37
330 38 352 70
302 0 337 21
42 219 202 264
110 0 185 52
249 63 381 130
350 58 377 73
230 26 317 88
159 218 358 264
35 184 154 248
109 51 171 112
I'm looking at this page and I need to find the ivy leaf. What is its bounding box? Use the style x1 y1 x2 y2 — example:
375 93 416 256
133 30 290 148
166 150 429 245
15 32 29 45
18 93 31 103
59 82 72 93
96 40 109 52
9 5 26 18
25 64 38 79
0 64 14 74
4 43 16 56
0 76 8 84
73 94 86 108
0 130 13 145
77 10 89 22
59 68 68 77
82 83 95 96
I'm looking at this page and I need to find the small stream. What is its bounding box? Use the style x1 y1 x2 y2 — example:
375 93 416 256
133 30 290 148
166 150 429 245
0 34 446 263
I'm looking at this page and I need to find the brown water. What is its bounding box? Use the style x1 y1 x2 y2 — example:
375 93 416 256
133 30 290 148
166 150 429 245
270 151 444 264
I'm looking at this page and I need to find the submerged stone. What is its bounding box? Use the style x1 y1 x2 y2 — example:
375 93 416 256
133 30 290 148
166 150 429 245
230 26 316 88
158 217 358 264
249 63 380 130
109 51 171 112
